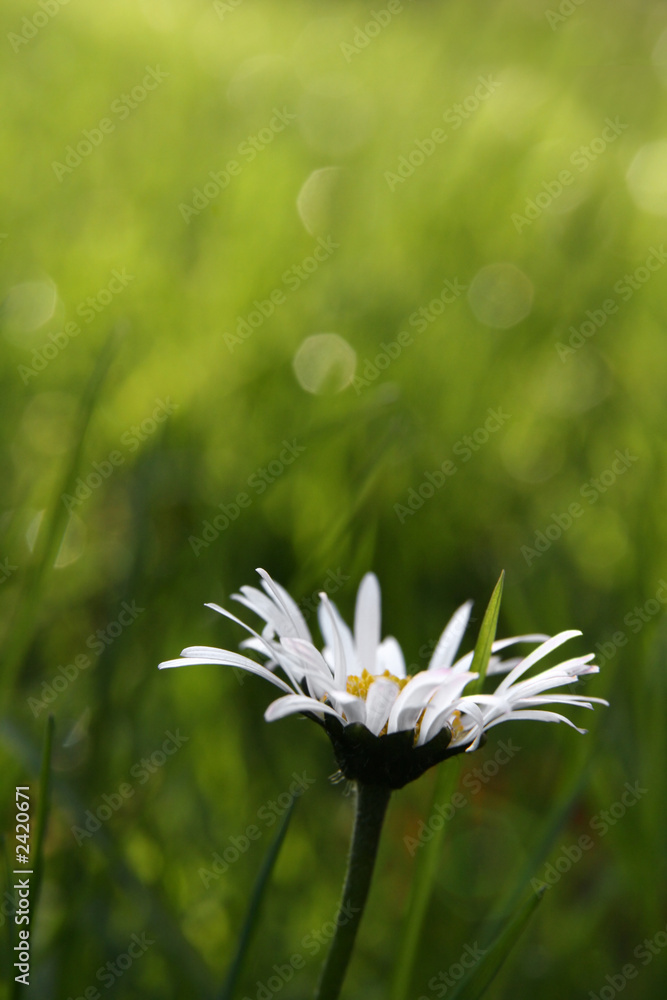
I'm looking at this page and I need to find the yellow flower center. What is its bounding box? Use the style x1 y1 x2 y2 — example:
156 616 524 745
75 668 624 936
346 668 409 699
449 710 464 739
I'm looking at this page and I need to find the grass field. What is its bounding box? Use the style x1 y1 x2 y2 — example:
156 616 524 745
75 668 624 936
1 1 666 998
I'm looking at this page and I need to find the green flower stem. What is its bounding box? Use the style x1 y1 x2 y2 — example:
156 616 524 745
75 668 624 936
315 782 392 1000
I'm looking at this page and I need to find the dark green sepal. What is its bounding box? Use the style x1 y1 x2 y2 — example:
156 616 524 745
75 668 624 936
323 718 478 789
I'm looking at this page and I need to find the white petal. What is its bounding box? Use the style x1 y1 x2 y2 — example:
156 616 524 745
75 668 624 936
491 633 550 651
280 637 334 682
494 631 582 694
511 696 596 710
256 568 312 641
205 602 289 667
232 586 293 637
264 694 343 723
264 576 312 640
484 708 588 733
318 598 358 675
452 634 550 674
542 694 607 706
426 671 479 711
325 690 367 726
485 655 521 675
364 678 400 735
354 573 382 675
158 650 295 695
318 593 349 690
205 602 306 692
270 645 333 701
458 703 487 751
386 670 448 733
206 600 261 633
376 636 406 679
387 669 475 735
239 636 275 659
418 701 484 750
429 601 473 671
417 674 480 744
505 659 597 700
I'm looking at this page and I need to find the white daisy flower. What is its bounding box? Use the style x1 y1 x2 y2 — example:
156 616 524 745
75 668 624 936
159 569 606 788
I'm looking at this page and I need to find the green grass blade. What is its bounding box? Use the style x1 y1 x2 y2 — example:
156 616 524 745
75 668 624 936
451 762 591 1000
447 888 544 1000
491 762 590 922
218 797 296 1000
390 759 463 1000
390 575 505 1000
1 330 120 702
470 572 505 693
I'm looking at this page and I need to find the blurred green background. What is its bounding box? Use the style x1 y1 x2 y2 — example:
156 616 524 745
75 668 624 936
1 0 666 997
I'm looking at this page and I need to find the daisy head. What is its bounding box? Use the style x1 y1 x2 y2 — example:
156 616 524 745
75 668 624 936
159 569 606 789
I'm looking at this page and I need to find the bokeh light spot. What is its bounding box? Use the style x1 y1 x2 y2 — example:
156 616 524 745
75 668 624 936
467 263 534 329
55 514 87 569
297 167 344 237
26 510 44 553
292 333 357 394
626 141 667 216
2 279 58 337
